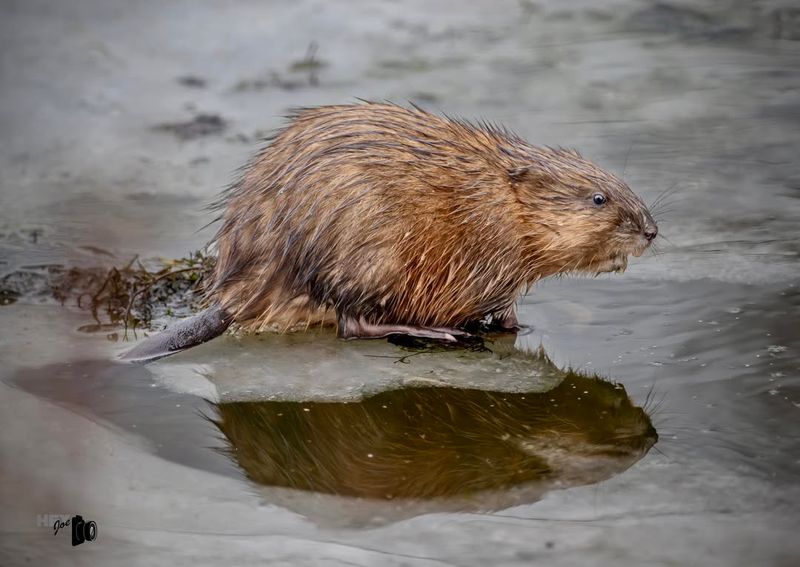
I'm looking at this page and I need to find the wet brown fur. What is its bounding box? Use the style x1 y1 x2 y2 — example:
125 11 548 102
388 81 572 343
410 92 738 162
208 102 655 333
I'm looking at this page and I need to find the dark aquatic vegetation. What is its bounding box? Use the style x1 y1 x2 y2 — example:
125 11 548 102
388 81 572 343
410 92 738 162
0 252 214 336
154 114 228 140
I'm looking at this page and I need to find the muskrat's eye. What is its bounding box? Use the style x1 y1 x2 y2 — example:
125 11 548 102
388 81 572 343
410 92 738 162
592 193 607 206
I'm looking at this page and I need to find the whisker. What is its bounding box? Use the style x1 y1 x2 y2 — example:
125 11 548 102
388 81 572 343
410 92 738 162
649 187 672 211
652 204 678 215
651 206 678 219
651 197 682 214
649 392 669 415
641 383 657 413
622 141 633 179
650 444 675 463
655 233 676 246
651 197 681 212
649 182 683 212
648 245 667 258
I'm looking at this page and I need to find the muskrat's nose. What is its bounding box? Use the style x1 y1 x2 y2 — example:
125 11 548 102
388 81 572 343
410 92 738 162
643 224 658 242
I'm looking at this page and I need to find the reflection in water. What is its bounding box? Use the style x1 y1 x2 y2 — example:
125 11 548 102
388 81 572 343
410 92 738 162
212 355 657 507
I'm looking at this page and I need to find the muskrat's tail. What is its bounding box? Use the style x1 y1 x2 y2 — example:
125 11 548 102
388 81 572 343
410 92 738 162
119 304 233 363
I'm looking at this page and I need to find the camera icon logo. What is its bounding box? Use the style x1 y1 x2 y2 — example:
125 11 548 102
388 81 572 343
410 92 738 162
71 515 98 547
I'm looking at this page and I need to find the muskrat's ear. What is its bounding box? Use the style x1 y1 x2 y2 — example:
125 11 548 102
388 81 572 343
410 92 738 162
507 166 532 182
507 164 555 187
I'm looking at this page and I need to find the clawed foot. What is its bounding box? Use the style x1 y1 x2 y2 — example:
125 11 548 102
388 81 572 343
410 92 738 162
339 317 469 343
489 306 528 333
491 321 529 333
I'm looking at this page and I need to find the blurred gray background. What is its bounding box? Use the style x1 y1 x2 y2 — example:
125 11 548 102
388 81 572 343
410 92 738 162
1 1 799 566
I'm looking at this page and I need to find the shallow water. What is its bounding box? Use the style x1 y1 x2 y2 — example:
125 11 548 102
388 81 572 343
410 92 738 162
1 0 799 565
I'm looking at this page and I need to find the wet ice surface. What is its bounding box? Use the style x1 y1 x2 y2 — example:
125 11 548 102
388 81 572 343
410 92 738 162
1 0 800 565
145 332 565 403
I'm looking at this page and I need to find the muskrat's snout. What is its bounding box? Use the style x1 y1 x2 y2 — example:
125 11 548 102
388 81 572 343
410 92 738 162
641 208 658 242
639 209 658 247
629 215 658 257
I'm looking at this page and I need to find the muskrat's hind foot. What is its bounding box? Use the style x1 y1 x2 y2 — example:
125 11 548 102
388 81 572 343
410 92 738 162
339 316 468 342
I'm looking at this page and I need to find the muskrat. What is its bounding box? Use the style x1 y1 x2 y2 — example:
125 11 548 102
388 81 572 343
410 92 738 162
213 368 656 504
122 102 657 361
